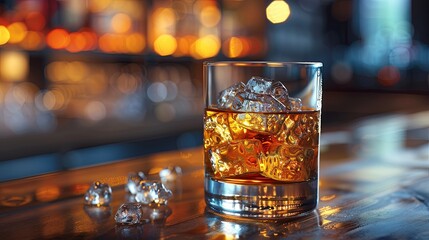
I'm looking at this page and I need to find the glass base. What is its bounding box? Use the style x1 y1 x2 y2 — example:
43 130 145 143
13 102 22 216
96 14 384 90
204 175 318 219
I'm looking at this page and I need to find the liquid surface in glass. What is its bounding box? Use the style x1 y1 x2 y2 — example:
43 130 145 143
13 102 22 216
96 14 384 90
204 108 320 184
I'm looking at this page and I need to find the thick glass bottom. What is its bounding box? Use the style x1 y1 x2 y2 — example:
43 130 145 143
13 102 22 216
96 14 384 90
205 175 318 219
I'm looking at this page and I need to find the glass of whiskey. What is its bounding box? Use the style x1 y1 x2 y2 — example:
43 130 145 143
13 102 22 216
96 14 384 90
203 61 322 219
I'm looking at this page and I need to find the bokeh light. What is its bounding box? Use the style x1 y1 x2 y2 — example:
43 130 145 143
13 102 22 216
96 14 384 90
111 13 132 34
0 51 29 82
7 22 28 43
154 34 177 56
47 29 70 49
199 5 221 28
377 66 400 87
266 0 291 24
25 12 46 31
191 35 220 59
66 32 86 52
20 31 44 50
125 33 145 53
0 25 10 45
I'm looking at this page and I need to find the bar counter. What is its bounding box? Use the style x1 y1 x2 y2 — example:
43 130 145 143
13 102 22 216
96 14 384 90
0 92 428 239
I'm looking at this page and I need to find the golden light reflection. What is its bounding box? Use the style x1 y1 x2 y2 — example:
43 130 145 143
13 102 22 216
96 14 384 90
320 194 337 202
0 25 10 45
35 186 61 202
7 22 27 43
266 0 291 24
111 13 132 34
224 37 250 58
154 34 177 56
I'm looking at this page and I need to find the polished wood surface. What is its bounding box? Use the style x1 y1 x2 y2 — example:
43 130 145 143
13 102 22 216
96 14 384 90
0 94 428 239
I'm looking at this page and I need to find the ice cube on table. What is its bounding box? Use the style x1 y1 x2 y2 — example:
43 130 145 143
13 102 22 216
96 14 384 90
84 181 112 206
126 171 147 195
209 139 263 178
135 180 172 205
115 203 144 225
141 204 172 224
159 166 182 183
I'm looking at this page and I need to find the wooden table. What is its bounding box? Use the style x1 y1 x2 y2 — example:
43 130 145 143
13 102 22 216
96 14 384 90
0 91 428 239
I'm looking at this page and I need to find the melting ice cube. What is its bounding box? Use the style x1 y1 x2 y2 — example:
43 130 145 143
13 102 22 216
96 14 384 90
159 166 182 183
134 180 172 205
115 203 143 225
126 171 147 195
84 181 112 206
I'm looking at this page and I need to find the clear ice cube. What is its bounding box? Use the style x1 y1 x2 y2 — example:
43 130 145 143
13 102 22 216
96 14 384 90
115 203 143 225
135 180 172 205
204 111 232 149
159 166 182 183
287 97 302 111
84 181 112 206
245 76 273 94
141 205 172 224
126 171 147 195
269 81 289 104
217 82 246 109
209 139 263 178
216 76 301 113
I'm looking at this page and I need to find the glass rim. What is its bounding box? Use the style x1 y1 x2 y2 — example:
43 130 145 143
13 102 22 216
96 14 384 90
203 61 323 67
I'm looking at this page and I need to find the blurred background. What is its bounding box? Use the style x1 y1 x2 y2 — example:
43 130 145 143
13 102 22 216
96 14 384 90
0 0 428 181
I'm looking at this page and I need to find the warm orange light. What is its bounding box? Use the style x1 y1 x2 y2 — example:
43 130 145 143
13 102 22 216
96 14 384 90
88 0 113 13
125 33 145 53
99 33 113 52
0 25 10 45
154 34 177 56
7 22 27 43
191 35 220 59
200 5 221 28
47 29 70 49
20 31 44 50
378 66 400 87
224 37 244 58
111 13 132 34
266 0 291 24
175 35 197 56
0 51 29 82
66 32 86 52
25 12 46 31
35 186 60 202
81 30 98 50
